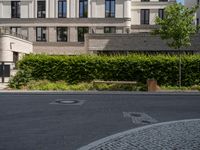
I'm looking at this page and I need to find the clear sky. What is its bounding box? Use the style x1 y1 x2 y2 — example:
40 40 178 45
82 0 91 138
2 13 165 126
177 0 184 4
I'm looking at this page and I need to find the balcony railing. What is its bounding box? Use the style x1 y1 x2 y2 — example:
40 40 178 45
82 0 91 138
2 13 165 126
0 28 28 40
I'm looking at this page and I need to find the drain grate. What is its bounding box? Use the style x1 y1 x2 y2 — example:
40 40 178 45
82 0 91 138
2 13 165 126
123 112 157 125
50 99 86 105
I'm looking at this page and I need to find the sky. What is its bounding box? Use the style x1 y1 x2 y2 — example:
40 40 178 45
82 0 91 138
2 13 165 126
176 0 184 4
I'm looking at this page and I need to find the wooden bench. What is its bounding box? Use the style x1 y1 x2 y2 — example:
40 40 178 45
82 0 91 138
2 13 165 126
93 80 137 85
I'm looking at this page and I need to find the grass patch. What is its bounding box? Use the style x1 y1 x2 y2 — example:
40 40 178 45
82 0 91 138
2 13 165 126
20 80 146 91
160 85 200 91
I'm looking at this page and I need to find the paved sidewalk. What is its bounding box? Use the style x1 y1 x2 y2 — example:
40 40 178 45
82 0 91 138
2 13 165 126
0 83 8 90
78 119 200 150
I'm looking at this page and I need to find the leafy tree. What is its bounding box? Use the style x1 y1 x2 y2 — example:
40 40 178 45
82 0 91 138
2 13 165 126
153 3 199 87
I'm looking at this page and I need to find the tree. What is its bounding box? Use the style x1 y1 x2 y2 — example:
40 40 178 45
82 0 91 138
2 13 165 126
153 3 199 87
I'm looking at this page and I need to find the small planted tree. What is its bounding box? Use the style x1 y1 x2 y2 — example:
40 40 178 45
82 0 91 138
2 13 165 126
153 3 199 87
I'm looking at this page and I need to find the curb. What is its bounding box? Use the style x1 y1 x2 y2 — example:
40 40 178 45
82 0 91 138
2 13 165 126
77 119 200 150
0 90 200 95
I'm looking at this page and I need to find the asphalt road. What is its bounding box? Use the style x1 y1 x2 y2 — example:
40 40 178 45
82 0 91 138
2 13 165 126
0 92 200 150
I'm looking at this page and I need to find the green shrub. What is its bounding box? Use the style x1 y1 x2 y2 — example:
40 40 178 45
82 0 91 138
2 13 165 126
9 68 33 89
26 80 69 90
11 54 200 87
68 83 93 91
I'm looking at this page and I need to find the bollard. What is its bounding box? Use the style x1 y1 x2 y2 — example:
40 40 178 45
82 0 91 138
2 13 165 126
147 79 158 92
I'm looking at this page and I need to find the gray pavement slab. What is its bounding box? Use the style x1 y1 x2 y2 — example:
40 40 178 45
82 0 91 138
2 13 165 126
78 119 200 150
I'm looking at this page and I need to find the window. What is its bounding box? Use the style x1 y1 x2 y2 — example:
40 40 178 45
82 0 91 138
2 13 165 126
11 1 20 18
197 18 199 30
36 27 46 41
78 27 89 42
57 27 68 42
198 0 200 5
79 0 88 18
141 9 150 25
58 0 67 18
158 9 164 19
141 0 149 2
104 27 116 33
10 27 21 35
37 1 46 18
105 0 115 18
159 0 168 1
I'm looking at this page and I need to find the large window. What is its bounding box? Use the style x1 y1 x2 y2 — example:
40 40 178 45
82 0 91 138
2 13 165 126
105 0 115 18
57 27 68 42
141 9 150 25
11 1 20 18
158 9 164 19
78 27 89 42
36 27 46 41
79 0 88 18
58 0 67 18
104 27 116 33
37 1 46 18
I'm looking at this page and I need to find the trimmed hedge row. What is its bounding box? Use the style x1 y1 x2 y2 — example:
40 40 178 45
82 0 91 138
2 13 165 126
14 54 200 86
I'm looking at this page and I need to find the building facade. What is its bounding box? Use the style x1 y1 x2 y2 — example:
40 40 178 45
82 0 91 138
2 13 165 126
0 0 175 55
185 0 200 26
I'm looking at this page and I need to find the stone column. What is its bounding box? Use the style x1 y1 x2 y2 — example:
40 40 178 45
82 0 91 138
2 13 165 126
46 0 49 18
48 27 57 42
124 0 131 18
28 27 36 42
69 27 77 42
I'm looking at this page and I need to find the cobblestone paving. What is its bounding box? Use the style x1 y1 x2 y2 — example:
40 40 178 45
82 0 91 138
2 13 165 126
78 119 200 150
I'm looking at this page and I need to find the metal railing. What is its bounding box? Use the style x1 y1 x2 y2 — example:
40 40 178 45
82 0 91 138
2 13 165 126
0 28 28 40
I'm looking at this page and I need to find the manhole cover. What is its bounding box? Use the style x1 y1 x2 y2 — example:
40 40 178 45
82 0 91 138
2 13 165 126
55 100 78 104
50 99 86 105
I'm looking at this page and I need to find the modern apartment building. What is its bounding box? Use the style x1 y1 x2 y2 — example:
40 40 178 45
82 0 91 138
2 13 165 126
0 0 176 56
185 0 200 26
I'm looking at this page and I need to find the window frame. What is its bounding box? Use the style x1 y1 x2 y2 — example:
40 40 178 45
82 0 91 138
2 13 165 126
77 27 89 42
58 0 67 18
37 1 46 18
140 9 150 25
57 27 68 42
11 1 20 18
36 27 47 42
79 0 88 18
105 0 115 18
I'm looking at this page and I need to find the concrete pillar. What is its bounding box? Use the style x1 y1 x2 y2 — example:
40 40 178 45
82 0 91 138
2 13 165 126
124 0 131 18
88 0 91 18
28 27 35 42
46 0 49 18
69 27 77 42
49 27 57 42
70 0 77 18
67 0 70 18
34 0 37 18
49 0 55 18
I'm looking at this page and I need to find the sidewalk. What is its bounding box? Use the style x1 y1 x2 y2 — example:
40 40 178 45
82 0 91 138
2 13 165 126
78 119 200 150
0 83 8 90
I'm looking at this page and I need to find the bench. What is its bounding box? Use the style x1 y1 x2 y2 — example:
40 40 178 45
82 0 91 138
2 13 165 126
93 80 137 85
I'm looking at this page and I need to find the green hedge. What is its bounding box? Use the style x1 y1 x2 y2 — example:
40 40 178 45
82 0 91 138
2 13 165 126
13 54 200 86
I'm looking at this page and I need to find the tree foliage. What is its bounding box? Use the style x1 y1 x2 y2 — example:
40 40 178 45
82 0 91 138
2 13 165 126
153 3 199 49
